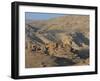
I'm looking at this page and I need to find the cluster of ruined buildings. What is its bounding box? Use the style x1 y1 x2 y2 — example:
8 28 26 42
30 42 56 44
25 38 79 56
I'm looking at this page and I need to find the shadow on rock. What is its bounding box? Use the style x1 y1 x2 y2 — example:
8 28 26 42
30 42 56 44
71 32 89 46
54 57 75 66
77 49 89 59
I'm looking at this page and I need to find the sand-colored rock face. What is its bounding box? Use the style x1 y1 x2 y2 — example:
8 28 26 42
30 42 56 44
25 15 89 68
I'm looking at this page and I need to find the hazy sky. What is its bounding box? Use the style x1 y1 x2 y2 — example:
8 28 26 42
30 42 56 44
25 12 65 20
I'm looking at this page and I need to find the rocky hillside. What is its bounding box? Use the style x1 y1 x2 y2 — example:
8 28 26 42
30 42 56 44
25 15 89 68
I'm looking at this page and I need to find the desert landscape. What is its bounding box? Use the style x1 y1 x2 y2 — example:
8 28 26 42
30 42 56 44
25 13 89 68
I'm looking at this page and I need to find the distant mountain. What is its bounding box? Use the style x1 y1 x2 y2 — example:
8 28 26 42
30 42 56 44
28 15 89 33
